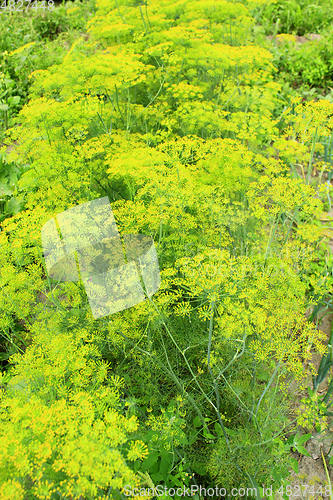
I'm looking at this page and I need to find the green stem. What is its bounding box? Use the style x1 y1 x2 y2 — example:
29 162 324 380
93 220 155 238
145 2 151 29
42 115 52 146
264 214 280 263
206 302 232 450
114 85 126 127
306 126 318 184
255 360 282 417
115 0 126 23
136 74 166 121
139 4 148 33
116 328 208 430
321 450 333 500
214 328 247 382
283 209 298 246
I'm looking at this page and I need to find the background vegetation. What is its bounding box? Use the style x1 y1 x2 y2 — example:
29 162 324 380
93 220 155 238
0 0 333 499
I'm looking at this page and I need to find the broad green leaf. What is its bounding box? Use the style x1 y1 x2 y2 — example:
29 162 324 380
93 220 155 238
214 422 223 436
7 197 22 215
142 451 159 471
160 449 173 463
0 184 12 196
159 457 170 477
193 415 201 428
307 387 314 398
290 457 299 473
296 445 311 457
8 96 20 105
296 433 312 445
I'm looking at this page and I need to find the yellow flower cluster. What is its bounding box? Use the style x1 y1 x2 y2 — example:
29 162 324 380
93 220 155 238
0 315 146 499
0 0 331 494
